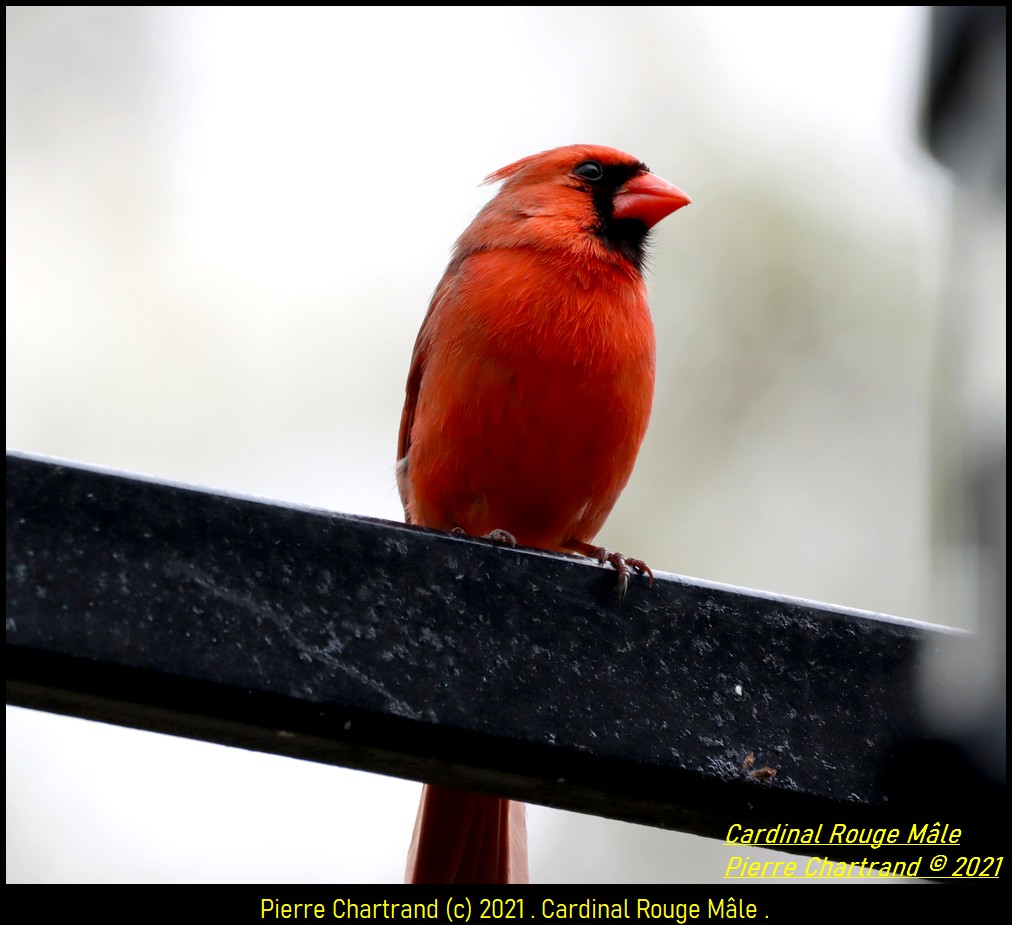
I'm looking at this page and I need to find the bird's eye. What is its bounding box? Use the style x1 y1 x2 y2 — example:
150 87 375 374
572 160 604 182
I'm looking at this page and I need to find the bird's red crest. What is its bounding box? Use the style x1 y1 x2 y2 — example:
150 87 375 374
483 144 645 186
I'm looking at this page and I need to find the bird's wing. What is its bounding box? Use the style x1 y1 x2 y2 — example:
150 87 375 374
396 269 457 518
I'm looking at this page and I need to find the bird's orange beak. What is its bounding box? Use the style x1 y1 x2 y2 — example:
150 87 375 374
612 173 691 229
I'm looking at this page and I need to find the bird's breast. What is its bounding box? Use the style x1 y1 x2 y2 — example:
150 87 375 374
406 248 655 549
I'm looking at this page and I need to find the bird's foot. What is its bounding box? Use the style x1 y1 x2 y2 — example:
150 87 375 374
451 526 517 547
564 539 654 598
597 549 654 599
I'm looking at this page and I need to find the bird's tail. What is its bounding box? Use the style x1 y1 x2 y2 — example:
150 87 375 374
405 784 528 883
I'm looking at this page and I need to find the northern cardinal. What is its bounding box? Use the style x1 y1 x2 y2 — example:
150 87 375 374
397 144 690 883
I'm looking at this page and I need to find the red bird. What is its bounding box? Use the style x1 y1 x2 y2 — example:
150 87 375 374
397 145 690 883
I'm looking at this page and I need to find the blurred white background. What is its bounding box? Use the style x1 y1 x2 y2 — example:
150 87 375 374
7 6 954 883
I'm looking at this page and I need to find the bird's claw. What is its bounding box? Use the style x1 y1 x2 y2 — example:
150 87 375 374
591 547 654 598
451 526 517 547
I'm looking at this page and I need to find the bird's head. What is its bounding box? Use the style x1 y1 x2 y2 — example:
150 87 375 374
465 144 690 273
